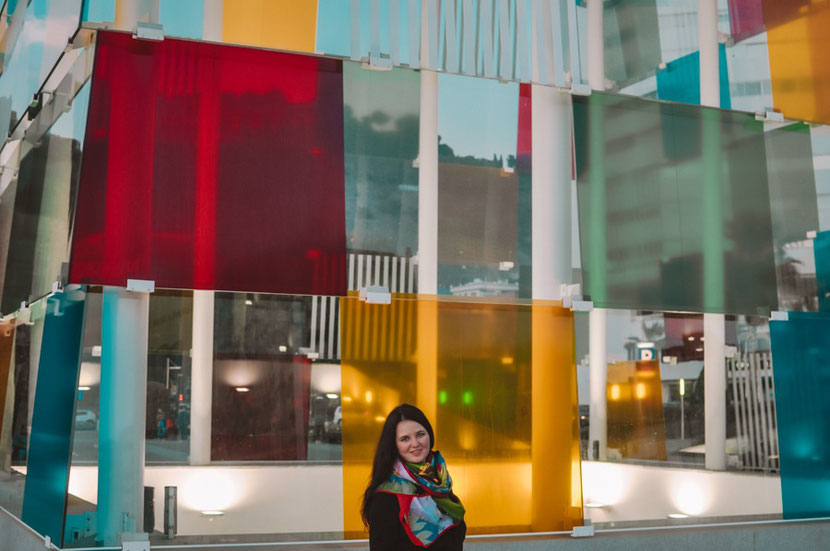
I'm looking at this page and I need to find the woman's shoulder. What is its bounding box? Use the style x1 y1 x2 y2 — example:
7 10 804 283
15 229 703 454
367 491 401 520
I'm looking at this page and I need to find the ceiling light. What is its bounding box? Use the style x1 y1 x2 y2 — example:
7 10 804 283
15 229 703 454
245 299 253 306
279 345 287 352
235 387 249 393
667 513 689 519
201 510 224 517
326 393 339 399
78 386 91 391
584 502 606 509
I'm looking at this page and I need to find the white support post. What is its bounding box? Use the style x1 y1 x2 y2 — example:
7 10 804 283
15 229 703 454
417 10 439 295
699 0 726 471
532 85 572 299
587 0 607 461
189 290 214 465
97 287 150 545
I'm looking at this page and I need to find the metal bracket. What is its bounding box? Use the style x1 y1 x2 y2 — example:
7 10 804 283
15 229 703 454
366 52 393 71
126 279 155 293
807 230 818 239
570 82 592 96
134 22 164 41
754 110 784 123
571 520 595 538
359 285 391 304
770 311 789 322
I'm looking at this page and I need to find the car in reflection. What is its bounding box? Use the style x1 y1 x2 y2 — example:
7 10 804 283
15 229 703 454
75 409 97 430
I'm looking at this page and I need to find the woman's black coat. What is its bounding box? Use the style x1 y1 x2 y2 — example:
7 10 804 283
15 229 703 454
367 492 466 550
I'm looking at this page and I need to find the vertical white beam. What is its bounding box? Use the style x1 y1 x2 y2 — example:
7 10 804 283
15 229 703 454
698 0 720 108
587 0 604 90
531 86 572 299
202 0 223 42
418 6 439 295
699 0 726 471
587 0 607 461
97 287 149 544
189 290 214 465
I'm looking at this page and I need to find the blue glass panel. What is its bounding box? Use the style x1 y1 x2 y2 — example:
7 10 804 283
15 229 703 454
814 231 830 312
657 44 731 108
20 287 87 543
770 311 830 519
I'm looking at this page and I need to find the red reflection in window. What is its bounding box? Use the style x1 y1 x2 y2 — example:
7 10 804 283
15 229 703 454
70 31 346 296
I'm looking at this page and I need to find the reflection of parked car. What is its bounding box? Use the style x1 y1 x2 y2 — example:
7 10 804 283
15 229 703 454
75 409 97 430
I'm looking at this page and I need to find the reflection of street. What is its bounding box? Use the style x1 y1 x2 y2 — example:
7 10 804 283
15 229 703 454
72 430 190 464
307 442 341 461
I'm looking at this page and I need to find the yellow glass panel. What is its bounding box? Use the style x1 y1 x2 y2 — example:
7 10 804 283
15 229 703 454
341 295 582 536
606 360 667 461
221 0 318 53
0 322 13 434
766 4 830 124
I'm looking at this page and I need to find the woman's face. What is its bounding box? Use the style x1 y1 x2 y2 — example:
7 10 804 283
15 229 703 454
395 419 431 463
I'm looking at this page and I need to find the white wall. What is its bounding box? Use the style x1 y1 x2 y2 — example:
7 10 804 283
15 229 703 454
582 461 782 523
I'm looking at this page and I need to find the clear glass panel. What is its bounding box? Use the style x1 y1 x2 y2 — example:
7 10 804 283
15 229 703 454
812 125 830 231
0 83 90 315
437 73 526 298
577 308 781 526
341 294 582 536
573 91 777 315
0 0 82 135
769 311 830 519
70 31 347 296
343 61 419 292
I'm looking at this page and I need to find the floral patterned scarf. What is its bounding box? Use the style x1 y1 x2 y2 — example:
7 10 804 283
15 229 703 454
377 451 465 546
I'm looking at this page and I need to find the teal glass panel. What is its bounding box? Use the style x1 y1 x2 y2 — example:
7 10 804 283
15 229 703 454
21 287 87 544
764 122 820 312
657 44 732 108
573 92 777 314
770 311 830 519
317 0 420 67
0 0 83 135
815 231 830 312
159 0 203 39
437 73 524 297
0 83 90 315
343 60 419 282
81 0 114 22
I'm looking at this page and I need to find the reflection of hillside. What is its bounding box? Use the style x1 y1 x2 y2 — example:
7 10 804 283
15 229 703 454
438 136 516 169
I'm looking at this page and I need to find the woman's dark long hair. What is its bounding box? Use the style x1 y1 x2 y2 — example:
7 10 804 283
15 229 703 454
361 403 434 526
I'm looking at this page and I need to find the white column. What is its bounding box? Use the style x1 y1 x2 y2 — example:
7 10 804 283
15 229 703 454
587 0 607 461
699 0 726 471
587 0 605 90
531 86 572 299
97 287 150 544
189 291 214 465
202 0 223 41
417 6 438 295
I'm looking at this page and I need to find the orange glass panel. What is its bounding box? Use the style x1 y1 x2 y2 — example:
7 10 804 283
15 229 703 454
765 2 830 124
340 295 582 536
606 360 667 461
0 321 14 434
222 0 318 53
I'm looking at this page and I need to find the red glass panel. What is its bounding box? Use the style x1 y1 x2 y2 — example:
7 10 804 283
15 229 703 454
728 0 765 42
70 31 346 295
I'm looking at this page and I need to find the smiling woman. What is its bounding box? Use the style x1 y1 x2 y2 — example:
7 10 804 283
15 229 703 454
362 404 466 550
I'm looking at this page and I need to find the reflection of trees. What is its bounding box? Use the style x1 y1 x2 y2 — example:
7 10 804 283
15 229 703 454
437 135 515 168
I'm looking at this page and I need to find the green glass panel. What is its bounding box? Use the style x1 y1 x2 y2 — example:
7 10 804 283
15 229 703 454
437 73 524 297
765 122 820 312
603 0 661 88
770 311 830 519
573 92 777 314
343 61 419 275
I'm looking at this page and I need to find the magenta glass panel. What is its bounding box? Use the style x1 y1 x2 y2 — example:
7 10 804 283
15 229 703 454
70 31 346 296
728 0 765 42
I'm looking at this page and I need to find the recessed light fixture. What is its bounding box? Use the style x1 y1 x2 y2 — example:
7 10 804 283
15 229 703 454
78 386 91 391
279 345 287 352
667 513 689 519
326 393 339 399
235 387 250 393
584 502 606 509
201 510 224 517
245 299 253 306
